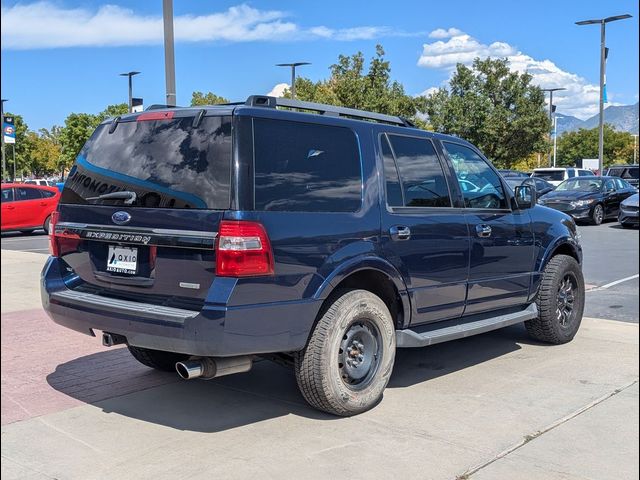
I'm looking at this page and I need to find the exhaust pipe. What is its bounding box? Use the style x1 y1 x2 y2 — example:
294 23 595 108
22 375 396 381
176 356 252 380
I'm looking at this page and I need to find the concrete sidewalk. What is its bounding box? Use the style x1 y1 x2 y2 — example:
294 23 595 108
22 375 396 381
1 249 638 480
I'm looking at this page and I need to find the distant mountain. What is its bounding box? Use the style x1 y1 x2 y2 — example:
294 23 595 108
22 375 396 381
556 102 639 135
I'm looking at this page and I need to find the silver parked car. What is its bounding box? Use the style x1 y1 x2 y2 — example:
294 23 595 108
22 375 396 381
618 193 639 228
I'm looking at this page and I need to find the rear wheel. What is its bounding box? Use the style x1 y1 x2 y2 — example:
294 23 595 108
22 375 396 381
127 345 190 372
590 204 604 225
526 254 585 344
43 215 52 234
294 289 396 416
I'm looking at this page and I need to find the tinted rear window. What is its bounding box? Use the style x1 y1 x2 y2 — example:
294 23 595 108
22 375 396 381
253 118 362 212
533 170 564 181
61 116 232 209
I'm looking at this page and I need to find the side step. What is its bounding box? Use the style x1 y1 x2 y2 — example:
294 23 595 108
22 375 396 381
396 303 538 348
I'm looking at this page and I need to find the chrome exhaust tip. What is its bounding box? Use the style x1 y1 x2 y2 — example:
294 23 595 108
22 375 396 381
176 356 252 380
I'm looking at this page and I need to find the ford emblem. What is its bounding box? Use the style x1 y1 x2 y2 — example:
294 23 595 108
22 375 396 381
112 211 131 225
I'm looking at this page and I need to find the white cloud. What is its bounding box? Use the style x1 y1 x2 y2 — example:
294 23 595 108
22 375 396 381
428 28 463 39
266 83 289 97
418 29 604 119
0 2 416 50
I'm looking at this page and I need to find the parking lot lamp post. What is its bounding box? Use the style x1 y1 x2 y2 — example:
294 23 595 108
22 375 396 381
276 62 311 99
119 72 140 113
541 88 565 167
1 98 7 181
576 14 632 176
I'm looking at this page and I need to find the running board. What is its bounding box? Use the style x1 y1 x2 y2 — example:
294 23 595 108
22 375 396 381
396 303 538 348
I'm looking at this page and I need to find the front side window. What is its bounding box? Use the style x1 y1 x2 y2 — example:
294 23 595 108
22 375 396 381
253 118 362 212
614 178 627 190
16 187 42 201
383 134 451 208
381 135 403 207
604 179 616 192
444 142 507 209
1 188 14 202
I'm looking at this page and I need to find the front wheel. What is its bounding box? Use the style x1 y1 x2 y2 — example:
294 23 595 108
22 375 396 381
590 204 604 225
526 254 585 344
294 289 396 416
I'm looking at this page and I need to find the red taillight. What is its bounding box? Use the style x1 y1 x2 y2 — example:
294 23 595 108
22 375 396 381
49 211 81 257
215 220 274 277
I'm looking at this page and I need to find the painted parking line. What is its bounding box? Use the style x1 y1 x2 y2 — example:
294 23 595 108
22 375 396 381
587 274 640 292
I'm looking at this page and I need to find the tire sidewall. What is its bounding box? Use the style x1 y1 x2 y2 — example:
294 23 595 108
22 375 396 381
43 215 51 234
591 204 604 225
541 257 585 342
321 291 396 414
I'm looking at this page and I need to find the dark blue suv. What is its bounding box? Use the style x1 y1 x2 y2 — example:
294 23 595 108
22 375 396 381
42 96 585 416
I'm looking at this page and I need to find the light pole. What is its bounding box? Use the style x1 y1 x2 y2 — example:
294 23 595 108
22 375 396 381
541 87 566 167
553 115 558 167
163 0 176 106
576 14 632 176
1 99 7 181
119 71 140 113
276 62 311 99
632 134 638 164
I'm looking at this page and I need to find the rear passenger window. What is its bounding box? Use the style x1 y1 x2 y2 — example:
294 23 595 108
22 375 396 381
42 190 56 198
15 187 42 201
253 118 362 212
384 134 451 208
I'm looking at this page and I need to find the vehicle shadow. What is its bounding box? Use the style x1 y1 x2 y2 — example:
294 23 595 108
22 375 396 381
1 230 46 237
46 325 527 433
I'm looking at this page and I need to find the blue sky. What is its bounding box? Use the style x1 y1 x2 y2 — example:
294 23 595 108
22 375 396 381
1 0 638 130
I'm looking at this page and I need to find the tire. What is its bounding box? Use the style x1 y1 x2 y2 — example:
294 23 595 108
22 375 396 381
526 254 585 344
294 289 396 416
590 204 604 225
43 215 52 234
127 345 190 372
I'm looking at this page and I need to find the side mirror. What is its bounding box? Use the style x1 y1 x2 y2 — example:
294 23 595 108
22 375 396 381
515 184 536 209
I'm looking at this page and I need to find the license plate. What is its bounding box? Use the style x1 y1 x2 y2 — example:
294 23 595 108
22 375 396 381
106 246 138 274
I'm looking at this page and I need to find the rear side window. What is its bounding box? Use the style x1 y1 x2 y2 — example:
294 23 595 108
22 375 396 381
383 134 451 208
533 170 564 181
1 188 14 202
253 118 362 212
16 187 42 201
624 168 639 180
61 116 232 209
42 190 56 198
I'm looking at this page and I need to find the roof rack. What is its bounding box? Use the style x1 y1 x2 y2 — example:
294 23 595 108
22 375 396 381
244 95 415 127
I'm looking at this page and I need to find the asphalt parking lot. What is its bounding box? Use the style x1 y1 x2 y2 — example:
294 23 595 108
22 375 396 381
1 221 638 479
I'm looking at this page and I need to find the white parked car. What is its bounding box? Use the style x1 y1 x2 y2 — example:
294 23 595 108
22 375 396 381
531 168 595 187
23 179 56 187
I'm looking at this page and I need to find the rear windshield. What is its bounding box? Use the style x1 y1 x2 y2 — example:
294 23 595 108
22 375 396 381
61 115 232 209
532 170 564 181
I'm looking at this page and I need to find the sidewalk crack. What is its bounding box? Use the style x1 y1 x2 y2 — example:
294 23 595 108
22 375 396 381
455 379 639 480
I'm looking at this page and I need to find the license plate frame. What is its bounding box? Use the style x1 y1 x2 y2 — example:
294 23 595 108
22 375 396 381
106 245 138 275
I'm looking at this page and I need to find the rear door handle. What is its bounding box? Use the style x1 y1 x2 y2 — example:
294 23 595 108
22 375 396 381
475 224 492 238
389 225 411 241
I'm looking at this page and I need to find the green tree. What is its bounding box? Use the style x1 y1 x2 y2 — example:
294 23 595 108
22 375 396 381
423 58 550 168
556 125 636 168
289 45 427 125
191 91 229 106
24 131 61 176
59 113 99 173
97 103 129 121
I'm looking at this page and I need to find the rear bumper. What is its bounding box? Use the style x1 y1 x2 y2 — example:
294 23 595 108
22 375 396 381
41 257 322 357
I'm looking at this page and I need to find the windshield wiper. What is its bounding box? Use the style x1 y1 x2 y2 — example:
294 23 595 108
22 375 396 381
87 191 137 205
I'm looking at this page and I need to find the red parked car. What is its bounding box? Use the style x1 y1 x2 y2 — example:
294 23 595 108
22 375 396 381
1 183 60 234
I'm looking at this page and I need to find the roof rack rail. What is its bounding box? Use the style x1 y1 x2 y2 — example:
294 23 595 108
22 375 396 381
244 95 415 127
145 104 181 111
